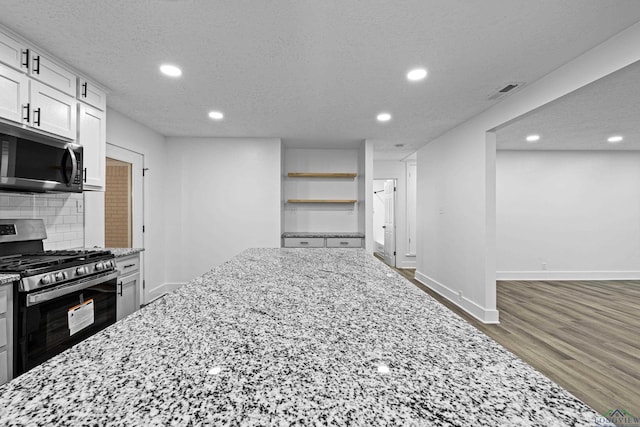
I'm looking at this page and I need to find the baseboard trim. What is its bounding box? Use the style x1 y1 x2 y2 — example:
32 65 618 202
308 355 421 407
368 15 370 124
496 271 640 280
415 271 499 324
397 260 416 269
164 282 187 292
145 282 187 305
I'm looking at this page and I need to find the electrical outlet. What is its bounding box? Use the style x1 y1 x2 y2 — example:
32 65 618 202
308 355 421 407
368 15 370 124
76 200 84 213
541 262 547 271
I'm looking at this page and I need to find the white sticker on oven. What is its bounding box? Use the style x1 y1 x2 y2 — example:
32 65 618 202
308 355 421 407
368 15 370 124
68 299 95 336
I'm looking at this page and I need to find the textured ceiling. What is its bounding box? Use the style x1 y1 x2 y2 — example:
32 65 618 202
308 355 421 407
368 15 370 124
1 1 640 159
497 60 640 151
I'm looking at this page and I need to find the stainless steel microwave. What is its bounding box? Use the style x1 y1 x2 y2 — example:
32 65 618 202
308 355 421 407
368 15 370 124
0 122 83 193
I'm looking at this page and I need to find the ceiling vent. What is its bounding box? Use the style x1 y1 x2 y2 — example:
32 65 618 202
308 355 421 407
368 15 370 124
488 82 525 100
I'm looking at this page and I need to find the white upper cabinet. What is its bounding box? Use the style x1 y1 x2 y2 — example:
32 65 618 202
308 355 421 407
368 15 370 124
29 80 77 140
78 102 106 189
77 79 106 111
0 63 29 123
29 50 76 96
0 32 25 71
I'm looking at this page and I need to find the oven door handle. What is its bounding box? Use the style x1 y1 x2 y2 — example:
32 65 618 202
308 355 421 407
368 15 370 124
26 271 119 307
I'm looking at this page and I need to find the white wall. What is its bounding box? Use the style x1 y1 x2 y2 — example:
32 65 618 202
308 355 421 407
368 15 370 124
415 22 640 323
164 137 281 283
85 108 168 301
497 150 640 279
283 148 360 233
374 160 416 268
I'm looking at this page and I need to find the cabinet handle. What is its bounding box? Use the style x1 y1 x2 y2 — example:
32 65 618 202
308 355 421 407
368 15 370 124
81 82 87 98
33 55 40 74
123 264 135 269
300 241 309 245
83 168 87 183
22 103 30 123
118 282 123 296
340 242 349 245
21 49 29 69
33 108 41 126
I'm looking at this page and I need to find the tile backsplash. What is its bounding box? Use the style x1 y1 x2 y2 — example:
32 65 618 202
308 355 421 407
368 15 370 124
0 192 84 250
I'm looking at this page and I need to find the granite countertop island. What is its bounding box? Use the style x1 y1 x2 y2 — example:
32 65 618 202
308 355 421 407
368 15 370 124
0 249 597 426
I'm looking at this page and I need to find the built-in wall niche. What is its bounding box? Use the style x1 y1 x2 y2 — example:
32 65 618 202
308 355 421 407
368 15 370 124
283 148 360 233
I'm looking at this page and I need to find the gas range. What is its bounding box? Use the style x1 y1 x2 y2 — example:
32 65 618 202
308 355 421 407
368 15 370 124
0 220 116 292
0 249 116 292
0 219 118 377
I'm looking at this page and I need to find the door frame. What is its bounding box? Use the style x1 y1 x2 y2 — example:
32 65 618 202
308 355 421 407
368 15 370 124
105 143 145 303
379 178 397 267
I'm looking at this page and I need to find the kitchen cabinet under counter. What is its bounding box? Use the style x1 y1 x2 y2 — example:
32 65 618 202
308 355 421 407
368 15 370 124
281 232 364 248
0 277 16 386
108 249 144 321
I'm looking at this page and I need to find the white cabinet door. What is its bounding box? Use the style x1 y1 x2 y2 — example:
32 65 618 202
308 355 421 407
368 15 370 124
77 79 106 111
0 32 25 71
30 50 75 96
78 103 105 189
117 273 139 321
0 63 29 124
29 81 77 140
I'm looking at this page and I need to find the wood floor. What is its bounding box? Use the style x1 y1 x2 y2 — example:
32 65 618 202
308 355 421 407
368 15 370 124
392 267 640 418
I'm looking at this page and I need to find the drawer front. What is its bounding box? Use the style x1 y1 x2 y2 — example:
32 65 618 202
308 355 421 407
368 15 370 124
116 255 140 276
326 238 362 248
283 237 325 248
0 286 7 314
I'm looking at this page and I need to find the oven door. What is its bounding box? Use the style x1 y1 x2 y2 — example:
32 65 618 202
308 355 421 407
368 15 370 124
15 271 117 375
0 123 83 193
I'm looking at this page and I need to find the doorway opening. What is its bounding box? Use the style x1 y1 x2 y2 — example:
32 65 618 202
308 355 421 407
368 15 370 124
105 158 132 247
373 178 396 267
104 144 145 302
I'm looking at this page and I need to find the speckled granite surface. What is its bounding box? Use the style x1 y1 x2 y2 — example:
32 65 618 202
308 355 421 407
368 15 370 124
0 273 19 285
282 232 365 238
0 249 598 426
105 247 144 258
82 247 144 257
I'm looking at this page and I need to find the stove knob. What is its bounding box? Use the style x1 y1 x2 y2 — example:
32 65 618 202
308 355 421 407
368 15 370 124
76 267 84 275
41 275 51 285
95 262 104 271
55 272 64 281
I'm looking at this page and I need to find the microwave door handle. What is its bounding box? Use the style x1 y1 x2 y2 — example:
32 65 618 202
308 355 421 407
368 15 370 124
64 146 77 186
26 271 118 307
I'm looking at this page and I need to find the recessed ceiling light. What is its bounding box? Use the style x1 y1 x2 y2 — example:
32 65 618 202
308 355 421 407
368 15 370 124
407 68 428 81
525 134 540 142
377 113 392 122
607 135 623 143
208 111 224 120
395 143 404 148
159 64 182 77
